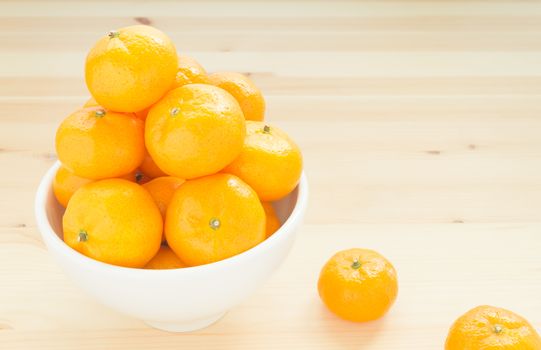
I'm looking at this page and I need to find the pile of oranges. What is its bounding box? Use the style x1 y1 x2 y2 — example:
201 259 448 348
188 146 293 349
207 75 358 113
51 25 541 348
53 25 302 270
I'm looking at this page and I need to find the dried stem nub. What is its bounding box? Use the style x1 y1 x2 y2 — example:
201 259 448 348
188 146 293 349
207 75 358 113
108 30 120 39
209 218 221 231
95 109 106 118
78 230 88 242
351 258 361 270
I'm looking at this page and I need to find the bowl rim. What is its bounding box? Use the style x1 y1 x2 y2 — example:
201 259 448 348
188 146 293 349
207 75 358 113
35 161 308 277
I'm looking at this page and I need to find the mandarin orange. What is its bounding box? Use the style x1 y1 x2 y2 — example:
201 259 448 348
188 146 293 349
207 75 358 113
56 107 145 180
53 166 93 208
85 25 178 112
63 179 162 268
145 245 186 269
165 174 265 266
318 248 398 322
173 55 208 88
224 121 302 201
207 72 265 121
143 176 185 241
262 202 280 237
445 305 541 350
145 84 245 179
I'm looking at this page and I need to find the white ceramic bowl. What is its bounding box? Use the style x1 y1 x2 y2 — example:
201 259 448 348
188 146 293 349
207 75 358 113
35 161 308 332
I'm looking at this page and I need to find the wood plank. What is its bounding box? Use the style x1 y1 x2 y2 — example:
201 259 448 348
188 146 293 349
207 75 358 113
4 52 541 77
0 224 540 349
5 32 541 52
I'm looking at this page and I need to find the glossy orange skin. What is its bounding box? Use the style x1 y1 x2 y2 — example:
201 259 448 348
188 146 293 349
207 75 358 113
56 107 145 180
165 174 265 266
143 176 185 241
318 248 398 322
85 25 178 112
53 166 93 207
63 179 162 268
173 55 208 88
145 245 186 269
145 84 245 179
207 72 265 121
445 305 541 350
224 121 302 201
139 149 167 178
262 202 280 237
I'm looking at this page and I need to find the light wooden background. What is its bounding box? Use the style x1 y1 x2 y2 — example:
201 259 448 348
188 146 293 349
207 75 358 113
1 1 541 349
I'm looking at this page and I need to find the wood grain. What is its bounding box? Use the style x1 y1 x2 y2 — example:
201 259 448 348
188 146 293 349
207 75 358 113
1 1 541 349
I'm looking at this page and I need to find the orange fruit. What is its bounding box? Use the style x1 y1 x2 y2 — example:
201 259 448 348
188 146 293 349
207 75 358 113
207 72 265 121
140 149 167 178
145 245 186 269
165 173 265 266
56 107 145 180
63 179 162 268
143 176 185 241
173 55 208 88
145 84 245 179
445 305 541 350
318 248 398 322
85 25 178 113
224 121 302 201
262 202 280 237
53 166 93 207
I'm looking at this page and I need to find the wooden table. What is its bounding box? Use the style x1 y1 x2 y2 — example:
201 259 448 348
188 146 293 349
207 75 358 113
2 1 541 348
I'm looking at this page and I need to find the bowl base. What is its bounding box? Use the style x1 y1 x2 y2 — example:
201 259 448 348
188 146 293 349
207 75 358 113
145 312 226 332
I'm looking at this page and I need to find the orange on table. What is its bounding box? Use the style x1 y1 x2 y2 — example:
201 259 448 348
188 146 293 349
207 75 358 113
173 55 208 88
63 179 162 268
224 121 302 201
85 25 178 113
145 84 245 179
318 248 398 322
143 176 185 241
165 173 265 266
207 71 265 121
445 305 541 350
56 107 145 180
53 166 93 208
145 245 186 270
140 149 167 179
262 202 280 237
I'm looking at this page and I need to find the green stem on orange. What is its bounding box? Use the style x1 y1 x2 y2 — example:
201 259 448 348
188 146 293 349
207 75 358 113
78 230 88 242
351 259 361 270
95 109 106 118
108 30 120 39
263 125 271 133
209 218 221 231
